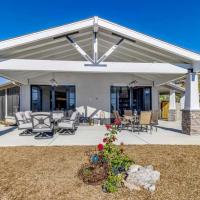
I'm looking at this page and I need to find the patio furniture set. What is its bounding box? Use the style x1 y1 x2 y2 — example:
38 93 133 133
113 110 158 134
15 110 79 139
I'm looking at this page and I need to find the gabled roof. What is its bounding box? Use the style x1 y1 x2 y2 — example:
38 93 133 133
162 82 185 94
0 16 199 63
0 81 20 90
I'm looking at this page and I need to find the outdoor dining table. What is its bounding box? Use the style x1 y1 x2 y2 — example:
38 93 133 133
123 114 139 132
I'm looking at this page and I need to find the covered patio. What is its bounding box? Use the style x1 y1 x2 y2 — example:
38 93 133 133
1 120 200 146
0 17 200 135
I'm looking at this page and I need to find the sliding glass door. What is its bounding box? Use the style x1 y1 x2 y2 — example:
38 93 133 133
110 86 152 115
31 85 76 112
132 87 152 112
110 86 130 115
31 86 42 112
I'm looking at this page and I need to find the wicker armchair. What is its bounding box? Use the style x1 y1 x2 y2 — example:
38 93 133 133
151 111 159 132
113 110 130 131
137 111 152 134
124 110 133 116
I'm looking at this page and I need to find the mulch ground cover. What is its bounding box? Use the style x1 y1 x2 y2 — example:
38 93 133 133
0 145 200 200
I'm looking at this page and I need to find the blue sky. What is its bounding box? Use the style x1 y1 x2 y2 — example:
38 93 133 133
0 0 200 84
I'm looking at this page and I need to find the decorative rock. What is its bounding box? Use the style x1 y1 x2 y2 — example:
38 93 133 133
123 180 141 191
148 185 156 192
124 164 160 192
145 165 154 170
127 164 142 173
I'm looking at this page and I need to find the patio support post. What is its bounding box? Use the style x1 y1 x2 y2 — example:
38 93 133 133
152 86 159 113
180 93 185 110
20 85 30 111
93 16 98 63
182 72 200 135
5 88 7 118
168 89 177 121
51 86 55 111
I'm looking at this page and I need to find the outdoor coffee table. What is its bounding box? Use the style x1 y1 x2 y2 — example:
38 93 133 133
79 117 94 126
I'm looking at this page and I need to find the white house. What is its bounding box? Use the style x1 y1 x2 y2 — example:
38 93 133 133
0 16 200 134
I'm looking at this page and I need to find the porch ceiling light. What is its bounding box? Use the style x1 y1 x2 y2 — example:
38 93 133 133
128 80 137 88
50 78 58 87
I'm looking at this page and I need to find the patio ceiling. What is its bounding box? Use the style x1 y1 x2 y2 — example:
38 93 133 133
0 17 199 64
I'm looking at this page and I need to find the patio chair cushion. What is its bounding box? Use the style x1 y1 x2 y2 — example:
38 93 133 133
139 111 152 125
67 110 73 117
70 111 78 121
15 112 26 125
57 122 73 129
24 111 32 122
18 123 32 129
52 111 64 121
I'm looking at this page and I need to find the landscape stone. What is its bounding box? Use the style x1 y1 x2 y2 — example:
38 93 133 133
124 164 160 192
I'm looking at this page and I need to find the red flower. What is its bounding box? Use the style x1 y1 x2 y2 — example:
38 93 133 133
97 144 104 151
105 124 112 130
114 119 121 126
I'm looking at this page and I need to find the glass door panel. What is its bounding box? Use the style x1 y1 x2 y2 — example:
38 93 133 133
31 85 76 112
132 87 152 113
110 86 130 116
118 87 130 115
67 86 76 110
31 86 42 112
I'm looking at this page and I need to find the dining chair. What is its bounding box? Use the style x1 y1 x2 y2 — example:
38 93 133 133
124 110 133 116
137 111 152 134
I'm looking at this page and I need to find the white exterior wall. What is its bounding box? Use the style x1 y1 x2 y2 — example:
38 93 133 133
152 86 159 112
21 72 153 118
20 85 30 111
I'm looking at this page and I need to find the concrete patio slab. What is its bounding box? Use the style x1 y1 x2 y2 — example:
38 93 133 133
0 120 200 146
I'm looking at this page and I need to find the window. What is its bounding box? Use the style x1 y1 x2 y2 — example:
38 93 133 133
67 86 76 110
110 86 130 115
0 90 5 120
7 87 20 116
31 85 76 112
31 86 42 112
111 86 152 116
132 87 152 112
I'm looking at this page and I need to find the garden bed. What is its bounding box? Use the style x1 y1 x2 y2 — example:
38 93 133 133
0 145 200 200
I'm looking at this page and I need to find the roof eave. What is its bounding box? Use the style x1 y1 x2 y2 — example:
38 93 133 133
97 17 200 62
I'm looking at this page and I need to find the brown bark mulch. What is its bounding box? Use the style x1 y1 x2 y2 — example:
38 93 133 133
0 145 200 200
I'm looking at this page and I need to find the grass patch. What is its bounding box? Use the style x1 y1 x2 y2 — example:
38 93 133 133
0 145 200 200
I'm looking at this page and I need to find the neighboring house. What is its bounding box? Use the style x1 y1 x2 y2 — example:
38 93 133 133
0 82 20 123
0 16 200 134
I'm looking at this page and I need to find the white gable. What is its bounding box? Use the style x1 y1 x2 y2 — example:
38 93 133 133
0 16 199 63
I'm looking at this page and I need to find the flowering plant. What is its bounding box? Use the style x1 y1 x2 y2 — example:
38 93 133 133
80 122 133 193
97 124 133 193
